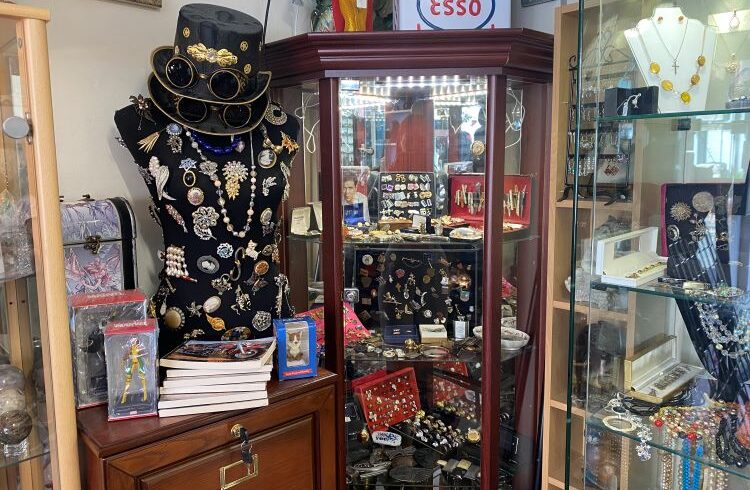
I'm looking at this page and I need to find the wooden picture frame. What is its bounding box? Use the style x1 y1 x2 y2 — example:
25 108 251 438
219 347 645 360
521 0 555 6
107 0 162 8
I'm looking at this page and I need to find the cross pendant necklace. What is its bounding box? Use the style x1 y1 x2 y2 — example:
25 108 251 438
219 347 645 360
672 59 680 75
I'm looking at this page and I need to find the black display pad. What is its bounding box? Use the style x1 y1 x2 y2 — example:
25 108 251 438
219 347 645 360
663 177 750 403
350 246 479 338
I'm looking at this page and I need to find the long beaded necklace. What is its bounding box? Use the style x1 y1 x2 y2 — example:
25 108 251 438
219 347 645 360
681 437 702 490
695 301 750 358
185 129 257 239
635 20 708 105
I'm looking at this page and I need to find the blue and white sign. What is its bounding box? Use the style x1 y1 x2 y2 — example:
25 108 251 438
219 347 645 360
395 0 510 30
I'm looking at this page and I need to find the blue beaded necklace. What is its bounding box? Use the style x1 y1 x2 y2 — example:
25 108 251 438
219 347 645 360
681 438 702 490
190 131 244 156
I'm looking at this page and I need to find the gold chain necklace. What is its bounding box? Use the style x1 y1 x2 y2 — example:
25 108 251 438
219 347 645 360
636 21 707 105
718 5 748 73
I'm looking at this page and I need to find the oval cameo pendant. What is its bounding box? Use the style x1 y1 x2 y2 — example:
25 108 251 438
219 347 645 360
258 149 277 169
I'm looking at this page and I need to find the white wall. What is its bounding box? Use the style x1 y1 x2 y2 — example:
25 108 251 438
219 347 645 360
512 0 573 33
16 0 558 296
17 0 313 294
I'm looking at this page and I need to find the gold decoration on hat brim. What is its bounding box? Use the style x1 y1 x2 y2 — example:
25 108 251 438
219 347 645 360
186 43 238 67
150 46 272 105
182 27 190 38
240 41 249 52
244 64 252 75
148 75 270 137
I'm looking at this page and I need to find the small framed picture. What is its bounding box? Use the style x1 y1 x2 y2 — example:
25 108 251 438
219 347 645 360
106 0 162 8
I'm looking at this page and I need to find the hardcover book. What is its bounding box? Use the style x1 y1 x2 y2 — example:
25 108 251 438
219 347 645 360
159 339 276 370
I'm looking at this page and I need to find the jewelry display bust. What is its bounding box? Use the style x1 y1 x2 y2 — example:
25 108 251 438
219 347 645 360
116 103 299 355
625 6 717 113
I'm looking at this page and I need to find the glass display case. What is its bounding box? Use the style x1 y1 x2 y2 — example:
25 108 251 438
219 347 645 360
569 0 750 488
0 4 80 489
267 30 552 488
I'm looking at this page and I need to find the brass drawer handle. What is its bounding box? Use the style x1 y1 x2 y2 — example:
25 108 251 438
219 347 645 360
220 453 259 490
221 424 258 489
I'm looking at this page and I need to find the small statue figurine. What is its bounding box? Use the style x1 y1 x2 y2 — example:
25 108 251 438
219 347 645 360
336 0 370 31
287 332 305 363
120 338 148 404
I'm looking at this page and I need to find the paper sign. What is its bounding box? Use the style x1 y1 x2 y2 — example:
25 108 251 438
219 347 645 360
372 431 402 446
291 207 311 236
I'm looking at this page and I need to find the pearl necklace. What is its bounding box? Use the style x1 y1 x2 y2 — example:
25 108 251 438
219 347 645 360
185 129 257 239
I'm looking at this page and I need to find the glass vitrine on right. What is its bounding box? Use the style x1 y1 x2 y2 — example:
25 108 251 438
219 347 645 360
570 0 750 488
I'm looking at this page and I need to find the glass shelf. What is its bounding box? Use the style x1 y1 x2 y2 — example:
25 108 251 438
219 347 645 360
288 231 538 249
591 279 749 306
345 344 531 364
597 107 750 124
588 414 750 482
0 415 48 470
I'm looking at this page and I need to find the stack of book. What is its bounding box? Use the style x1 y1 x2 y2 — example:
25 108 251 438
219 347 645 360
157 339 276 417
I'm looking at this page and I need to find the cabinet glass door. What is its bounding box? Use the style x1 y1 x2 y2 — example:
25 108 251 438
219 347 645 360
0 15 51 488
572 0 750 488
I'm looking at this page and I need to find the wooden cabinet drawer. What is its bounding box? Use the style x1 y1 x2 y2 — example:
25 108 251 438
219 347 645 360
141 418 315 490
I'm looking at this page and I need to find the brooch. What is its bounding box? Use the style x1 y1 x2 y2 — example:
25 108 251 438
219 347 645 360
192 206 219 240
670 202 691 221
206 314 226 331
222 161 248 200
252 311 272 331
692 191 715 213
148 157 176 201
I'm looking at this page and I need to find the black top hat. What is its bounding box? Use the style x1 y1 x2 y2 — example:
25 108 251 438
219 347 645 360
151 3 271 105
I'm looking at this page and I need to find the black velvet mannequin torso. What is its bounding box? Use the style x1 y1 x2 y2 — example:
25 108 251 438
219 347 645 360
115 101 300 355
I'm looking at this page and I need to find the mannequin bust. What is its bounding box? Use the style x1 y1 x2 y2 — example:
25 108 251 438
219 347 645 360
115 102 299 355
625 6 717 113
114 4 300 355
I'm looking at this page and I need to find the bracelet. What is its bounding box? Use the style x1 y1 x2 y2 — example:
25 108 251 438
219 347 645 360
420 345 450 359
602 415 636 433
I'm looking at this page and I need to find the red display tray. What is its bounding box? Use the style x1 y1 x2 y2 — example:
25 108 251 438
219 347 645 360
353 368 421 432
448 174 532 226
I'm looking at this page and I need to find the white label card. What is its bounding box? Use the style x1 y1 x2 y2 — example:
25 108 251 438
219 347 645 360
411 215 427 229
290 207 311 236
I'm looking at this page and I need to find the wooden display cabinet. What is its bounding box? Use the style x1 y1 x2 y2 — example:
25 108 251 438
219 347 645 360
266 30 553 489
0 4 80 489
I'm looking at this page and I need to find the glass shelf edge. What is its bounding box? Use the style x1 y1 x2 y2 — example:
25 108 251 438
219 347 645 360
345 345 529 364
587 416 750 481
591 280 747 306
0 444 48 470
288 233 540 247
597 106 750 124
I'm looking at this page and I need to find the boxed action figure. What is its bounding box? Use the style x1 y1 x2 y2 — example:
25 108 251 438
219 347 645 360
104 319 159 420
68 290 147 408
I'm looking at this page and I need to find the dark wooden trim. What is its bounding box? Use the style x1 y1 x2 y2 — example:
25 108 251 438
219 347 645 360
265 30 553 85
512 81 552 488
480 74 507 490
317 77 347 489
77 370 337 459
